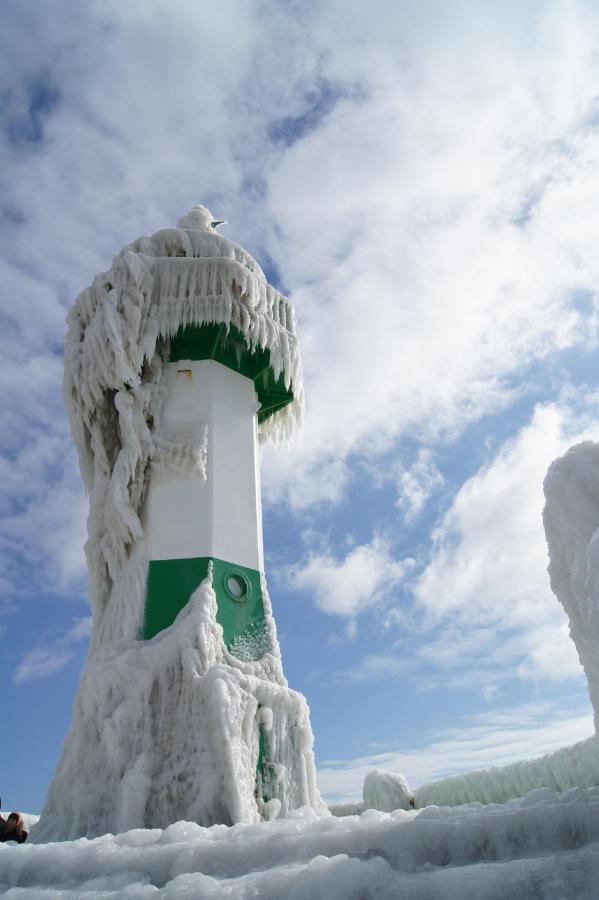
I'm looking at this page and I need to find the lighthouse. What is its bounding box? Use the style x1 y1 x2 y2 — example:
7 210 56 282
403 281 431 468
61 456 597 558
34 205 323 841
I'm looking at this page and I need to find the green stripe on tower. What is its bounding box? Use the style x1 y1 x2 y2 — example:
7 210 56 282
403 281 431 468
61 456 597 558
143 557 268 660
169 324 293 423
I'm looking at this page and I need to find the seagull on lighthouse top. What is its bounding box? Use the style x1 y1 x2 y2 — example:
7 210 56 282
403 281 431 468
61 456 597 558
177 204 226 232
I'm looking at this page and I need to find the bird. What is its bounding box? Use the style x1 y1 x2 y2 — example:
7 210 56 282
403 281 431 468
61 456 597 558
177 204 227 232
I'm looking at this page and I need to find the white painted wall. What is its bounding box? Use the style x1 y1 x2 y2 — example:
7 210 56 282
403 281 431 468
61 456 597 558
142 359 264 571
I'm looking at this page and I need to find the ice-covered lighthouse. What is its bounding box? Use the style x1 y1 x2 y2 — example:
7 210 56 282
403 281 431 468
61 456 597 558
34 205 324 841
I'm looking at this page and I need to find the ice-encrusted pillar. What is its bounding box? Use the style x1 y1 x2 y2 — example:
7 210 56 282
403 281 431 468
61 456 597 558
33 205 324 841
544 441 599 731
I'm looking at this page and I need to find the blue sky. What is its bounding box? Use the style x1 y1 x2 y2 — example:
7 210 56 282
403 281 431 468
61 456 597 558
2 0 599 814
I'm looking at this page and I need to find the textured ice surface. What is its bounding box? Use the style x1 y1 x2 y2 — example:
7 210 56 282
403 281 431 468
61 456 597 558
415 735 599 808
34 577 322 841
544 441 599 730
35 208 319 841
363 770 414 812
5 789 599 898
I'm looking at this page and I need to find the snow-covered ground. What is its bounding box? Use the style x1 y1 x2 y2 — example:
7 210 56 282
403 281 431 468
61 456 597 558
2 789 599 898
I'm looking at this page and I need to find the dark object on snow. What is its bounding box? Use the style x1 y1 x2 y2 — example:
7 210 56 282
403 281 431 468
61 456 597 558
0 802 28 844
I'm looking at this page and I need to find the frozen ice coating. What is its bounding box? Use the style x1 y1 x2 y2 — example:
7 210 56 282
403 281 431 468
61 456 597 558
363 770 415 812
414 736 599 809
7 787 599 896
544 441 599 730
33 206 320 842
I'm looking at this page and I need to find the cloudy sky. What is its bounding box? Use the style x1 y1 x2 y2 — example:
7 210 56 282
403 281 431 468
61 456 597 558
2 0 599 812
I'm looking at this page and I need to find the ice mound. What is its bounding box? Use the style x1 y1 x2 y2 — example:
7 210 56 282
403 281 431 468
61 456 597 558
6 788 599 898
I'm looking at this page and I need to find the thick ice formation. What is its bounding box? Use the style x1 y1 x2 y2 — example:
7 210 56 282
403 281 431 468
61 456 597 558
363 770 415 812
415 735 599 809
36 576 320 840
544 441 599 730
33 207 321 841
6 787 599 897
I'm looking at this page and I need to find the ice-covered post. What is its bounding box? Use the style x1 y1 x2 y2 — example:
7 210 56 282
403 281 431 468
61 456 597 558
34 205 324 841
141 211 289 653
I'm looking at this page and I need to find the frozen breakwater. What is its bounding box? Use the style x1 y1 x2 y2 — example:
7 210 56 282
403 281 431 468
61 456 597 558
3 787 599 898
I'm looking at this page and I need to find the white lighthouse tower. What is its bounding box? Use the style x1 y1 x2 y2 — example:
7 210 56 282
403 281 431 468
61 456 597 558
34 205 323 841
141 205 294 657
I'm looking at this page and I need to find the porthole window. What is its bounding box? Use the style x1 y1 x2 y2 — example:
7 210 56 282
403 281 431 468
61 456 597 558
228 575 245 598
223 571 251 603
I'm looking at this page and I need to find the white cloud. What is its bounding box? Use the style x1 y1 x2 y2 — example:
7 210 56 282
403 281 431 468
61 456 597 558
260 6 599 508
412 398 599 682
480 685 498 703
318 700 595 803
396 449 444 520
329 398 599 686
414 401 599 621
14 616 91 684
64 616 93 642
340 652 414 683
517 623 583 683
288 536 412 619
0 438 87 604
14 646 73 684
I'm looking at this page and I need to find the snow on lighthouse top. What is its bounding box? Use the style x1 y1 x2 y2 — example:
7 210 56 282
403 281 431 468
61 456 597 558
64 205 304 483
